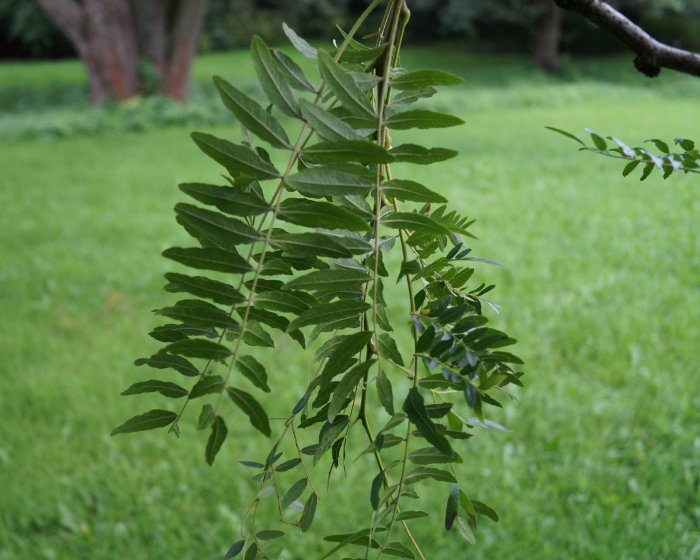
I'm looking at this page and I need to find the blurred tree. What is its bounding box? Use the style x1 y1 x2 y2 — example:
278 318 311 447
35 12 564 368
35 0 208 103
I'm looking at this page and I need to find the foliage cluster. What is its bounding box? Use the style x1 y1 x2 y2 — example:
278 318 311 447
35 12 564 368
114 3 523 557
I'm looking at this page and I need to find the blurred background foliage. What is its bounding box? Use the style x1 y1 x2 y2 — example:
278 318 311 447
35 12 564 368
2 0 700 60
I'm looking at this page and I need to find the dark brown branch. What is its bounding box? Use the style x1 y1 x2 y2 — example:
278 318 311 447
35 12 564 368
555 0 700 78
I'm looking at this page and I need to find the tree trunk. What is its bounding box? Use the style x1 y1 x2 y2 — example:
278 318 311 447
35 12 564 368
36 0 207 104
163 0 208 102
532 1 564 72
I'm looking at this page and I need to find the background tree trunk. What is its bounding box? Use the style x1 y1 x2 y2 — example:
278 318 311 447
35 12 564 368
532 0 564 72
35 0 207 104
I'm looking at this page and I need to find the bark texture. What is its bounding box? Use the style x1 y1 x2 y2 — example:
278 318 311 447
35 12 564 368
555 0 700 78
36 0 208 103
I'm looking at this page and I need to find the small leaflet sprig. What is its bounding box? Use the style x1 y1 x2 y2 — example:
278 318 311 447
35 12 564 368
113 3 523 558
547 126 700 180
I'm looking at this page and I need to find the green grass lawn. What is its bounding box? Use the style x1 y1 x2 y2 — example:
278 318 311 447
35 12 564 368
1 46 699 560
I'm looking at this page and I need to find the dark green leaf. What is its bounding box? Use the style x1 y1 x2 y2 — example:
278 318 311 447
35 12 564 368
254 290 314 315
190 375 225 399
163 339 231 360
383 541 415 559
402 387 451 455
377 333 404 366
278 198 370 231
281 477 307 509
164 273 244 306
135 352 199 377
236 355 270 392
376 369 394 416
213 76 291 149
282 22 317 59
179 183 269 217
175 203 261 249
545 126 586 147
389 144 457 165
300 492 317 532
241 320 275 348
251 35 301 117
328 359 375 422
111 409 177 435
243 542 258 560
205 415 228 465
404 466 457 485
156 299 239 330
472 499 499 522
284 269 371 292
392 69 462 90
392 86 437 105
224 539 245 559
163 246 252 274
383 211 450 235
322 331 373 378
318 50 375 119
276 458 301 472
395 510 428 521
622 160 641 177
149 323 217 343
288 300 370 332
191 132 280 179
585 128 607 150
382 179 447 203
121 380 188 398
227 387 271 437
299 99 360 141
409 446 462 465
270 231 353 259
274 49 316 92
386 110 464 130
285 164 374 197
640 162 655 181
302 140 394 164
198 404 215 430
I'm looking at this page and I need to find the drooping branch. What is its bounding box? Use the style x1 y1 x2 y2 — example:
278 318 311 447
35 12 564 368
554 0 700 78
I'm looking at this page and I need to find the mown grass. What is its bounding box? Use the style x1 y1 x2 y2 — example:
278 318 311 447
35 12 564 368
0 46 699 560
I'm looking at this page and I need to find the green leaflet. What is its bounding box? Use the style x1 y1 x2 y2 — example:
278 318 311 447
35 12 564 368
278 198 370 231
163 338 231 360
408 447 463 465
254 290 314 316
301 140 394 164
213 76 291 149
391 69 463 90
382 179 447 203
191 132 280 179
224 539 245 560
236 355 270 392
282 22 317 59
317 50 375 119
162 247 253 274
270 231 353 259
178 183 269 217
176 203 261 249
284 164 374 197
156 299 239 330
256 530 285 540
205 415 228 465
321 331 373 379
284 269 371 292
382 211 450 235
149 323 217 343
382 541 415 559
389 144 458 165
300 493 317 532
121 380 188 399
164 273 244 306
251 35 301 118
273 49 316 92
386 109 464 130
288 300 370 332
281 478 307 509
111 409 177 435
402 387 451 455
299 99 361 142
377 333 404 366
404 466 457 485
376 369 394 416
391 86 437 105
445 483 459 531
227 387 271 437
328 359 375 422
241 320 275 348
135 352 199 377
189 375 225 398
